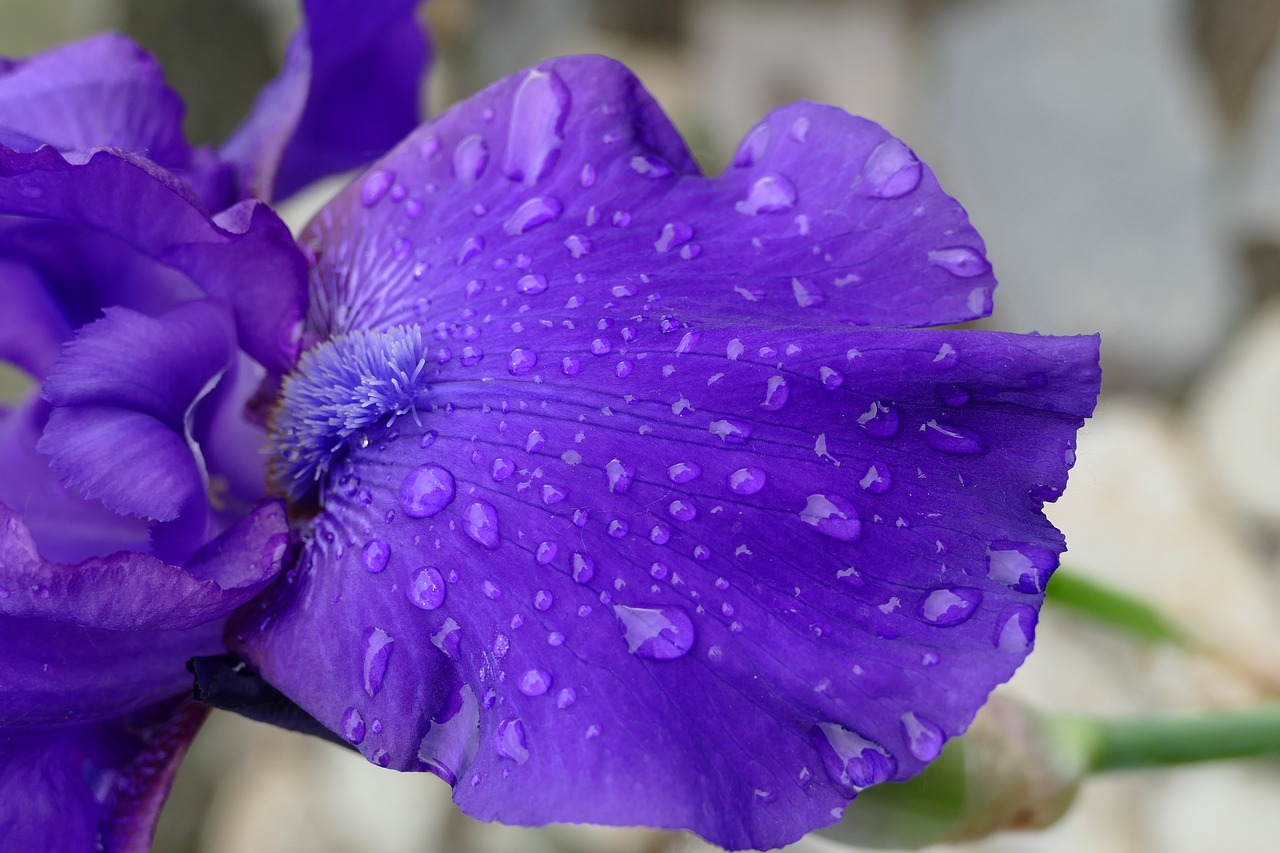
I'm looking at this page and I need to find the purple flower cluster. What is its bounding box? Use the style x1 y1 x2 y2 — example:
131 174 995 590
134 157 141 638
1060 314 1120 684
0 4 1100 851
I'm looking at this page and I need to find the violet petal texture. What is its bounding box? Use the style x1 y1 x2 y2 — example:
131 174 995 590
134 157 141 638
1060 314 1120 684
232 56 1099 850
221 0 429 202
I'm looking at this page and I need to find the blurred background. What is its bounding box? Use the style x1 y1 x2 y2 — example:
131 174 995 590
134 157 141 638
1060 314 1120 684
4 0 1280 850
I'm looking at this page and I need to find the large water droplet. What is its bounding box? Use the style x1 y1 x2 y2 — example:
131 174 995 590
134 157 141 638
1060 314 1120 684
928 247 991 278
860 137 921 199
341 707 367 744
728 467 767 495
516 273 547 295
735 174 797 215
362 627 394 697
994 605 1037 654
533 589 554 611
985 542 1056 593
733 123 771 167
709 419 752 443
496 717 529 764
857 401 899 437
508 348 538 375
654 221 694 253
613 604 696 660
919 586 982 626
668 500 697 521
668 462 701 483
503 68 569 185
572 552 595 584
360 169 395 207
922 420 986 454
400 465 456 518
491 458 515 481
453 135 489 183
762 375 790 410
859 462 892 494
814 723 896 794
407 566 447 610
518 668 552 697
465 500 501 549
900 712 944 762
800 494 861 542
362 538 391 573
503 196 563 235
606 458 634 494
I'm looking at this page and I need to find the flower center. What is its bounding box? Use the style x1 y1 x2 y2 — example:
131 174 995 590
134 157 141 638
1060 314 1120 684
269 325 428 502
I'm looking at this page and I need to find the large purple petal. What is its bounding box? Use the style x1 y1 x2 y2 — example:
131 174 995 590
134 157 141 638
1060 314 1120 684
0 258 70 379
221 0 428 202
0 146 307 375
0 34 189 167
0 500 286 726
0 698 207 853
237 57 1099 851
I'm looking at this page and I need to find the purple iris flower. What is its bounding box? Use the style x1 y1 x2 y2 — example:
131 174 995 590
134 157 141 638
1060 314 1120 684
0 3 426 848
231 57 1101 850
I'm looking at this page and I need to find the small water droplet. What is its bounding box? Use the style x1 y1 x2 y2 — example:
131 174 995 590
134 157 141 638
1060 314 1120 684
504 196 563 235
361 627 394 697
407 567 447 610
519 669 552 697
630 153 673 178
535 541 557 564
453 135 489 183
922 420 986 454
735 174 797 215
516 273 547 295
668 462 701 483
465 500 501 549
400 465 456 518
561 355 581 375
649 523 671 545
496 717 529 764
709 419 751 444
728 467 767 495
362 539 391 573
859 462 892 494
360 169 395 207
613 604 696 660
605 458 634 494
491 458 515 481
857 401 899 437
420 430 438 449
668 500 697 521
534 589 554 611
920 587 982 626
861 137 921 198
985 542 1056 593
341 707 367 744
556 688 577 709
733 123 771 167
508 348 538 375
928 247 991 278
564 234 591 258
572 552 595 583
900 712 944 762
541 483 566 505
800 494 861 542
762 375 789 410
994 605 1037 653
792 277 824 308
819 366 844 389
814 723 896 794
654 221 694 253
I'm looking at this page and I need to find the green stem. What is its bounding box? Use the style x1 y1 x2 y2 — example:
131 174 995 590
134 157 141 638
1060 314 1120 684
1045 569 1190 647
1072 704 1280 772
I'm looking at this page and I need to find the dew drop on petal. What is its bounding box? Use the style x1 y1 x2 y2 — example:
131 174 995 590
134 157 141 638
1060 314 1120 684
900 712 945 762
668 462 701 483
534 589 554 611
612 604 696 660
668 500 697 521
465 500 501 549
734 174 797 215
503 196 564 235
535 541 557 564
400 465 456 518
341 707 366 744
361 627 394 698
814 723 896 794
503 68 569 185
508 348 538 375
985 542 1056 593
490 458 515 482
496 717 529 764
572 552 595 583
517 273 548 295
733 123 771 167
361 538 391 573
819 366 844 389
762 375 789 410
928 247 991 278
922 420 986 454
360 169 395 207
920 587 982 626
518 669 553 697
857 401 899 437
860 137 922 199
452 135 489 183
859 462 892 494
556 688 577 709
407 567 447 610
606 458 634 494
800 494 861 542
994 605 1037 653
728 467 767 495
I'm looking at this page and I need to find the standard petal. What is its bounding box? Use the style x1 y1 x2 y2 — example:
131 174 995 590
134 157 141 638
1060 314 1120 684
240 320 1098 848
0 33 189 166
0 146 308 375
0 500 286 726
301 56 991 344
0 699 207 853
221 0 428 201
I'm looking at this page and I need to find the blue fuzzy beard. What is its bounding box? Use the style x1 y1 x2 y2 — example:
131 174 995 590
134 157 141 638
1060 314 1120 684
269 325 428 502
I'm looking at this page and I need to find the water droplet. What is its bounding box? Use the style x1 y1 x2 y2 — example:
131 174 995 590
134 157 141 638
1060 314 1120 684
516 273 547 295
667 462 701 483
922 420 986 454
360 169 395 207
608 519 629 538
407 567 447 610
900 712 944 762
534 589 554 611
800 494 861 542
859 462 892 494
709 419 751 443
556 688 577 709
541 484 566 505
933 342 959 368
547 631 565 646
792 277 824 307
861 137 921 198
508 348 538 375
362 539 391 573
735 174 797 215
928 247 991 278
362 628 394 697
491 458 515 481
564 234 591 258
654 221 694 253
519 669 553 696
668 500 697 521
579 163 596 187
504 196 563 235
460 345 484 366
762 375 790 410
598 457 636 494
341 707 367 744
504 68 569 185
994 605 1037 653
819 366 844 389
630 154 673 178
482 580 501 601
613 604 696 660
814 723 896 794
649 523 670 545
526 430 546 453
733 123 771 167
728 467 767 495
465 500 501 549
420 430 438 449
496 717 529 764
857 401 899 437
920 587 982 626
400 465 456 518
985 542 1056 593
572 552 595 583
535 541 557 564
453 135 489 183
